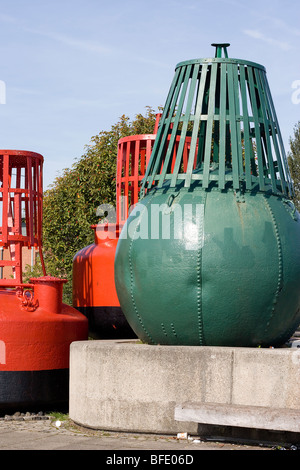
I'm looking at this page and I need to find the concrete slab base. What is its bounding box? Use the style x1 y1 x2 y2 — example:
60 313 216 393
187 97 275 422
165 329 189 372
175 402 300 432
69 340 300 441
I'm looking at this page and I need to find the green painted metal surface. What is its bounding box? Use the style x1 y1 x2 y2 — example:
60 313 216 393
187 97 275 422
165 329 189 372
114 44 300 347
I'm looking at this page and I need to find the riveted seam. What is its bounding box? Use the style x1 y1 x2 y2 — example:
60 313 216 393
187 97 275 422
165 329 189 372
263 196 283 333
128 192 156 344
197 192 207 345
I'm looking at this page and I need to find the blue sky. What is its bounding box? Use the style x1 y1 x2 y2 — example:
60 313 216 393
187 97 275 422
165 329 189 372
0 0 299 189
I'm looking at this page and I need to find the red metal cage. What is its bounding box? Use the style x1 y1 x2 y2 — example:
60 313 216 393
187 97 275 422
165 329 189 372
0 150 46 286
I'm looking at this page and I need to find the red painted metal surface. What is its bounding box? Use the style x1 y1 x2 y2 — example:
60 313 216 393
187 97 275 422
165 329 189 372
0 150 88 410
72 114 198 338
72 224 135 338
0 282 87 372
73 225 120 310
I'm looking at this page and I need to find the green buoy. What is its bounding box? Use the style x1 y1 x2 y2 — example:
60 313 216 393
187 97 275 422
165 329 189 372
114 44 300 347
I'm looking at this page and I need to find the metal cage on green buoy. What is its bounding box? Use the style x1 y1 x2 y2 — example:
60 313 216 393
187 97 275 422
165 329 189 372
141 43 293 198
115 44 300 348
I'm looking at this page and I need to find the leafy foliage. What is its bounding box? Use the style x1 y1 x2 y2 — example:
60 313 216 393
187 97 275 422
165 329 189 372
288 121 300 210
24 107 159 304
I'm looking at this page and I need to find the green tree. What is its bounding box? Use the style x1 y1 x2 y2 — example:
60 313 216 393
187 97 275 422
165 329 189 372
288 121 300 210
24 106 160 304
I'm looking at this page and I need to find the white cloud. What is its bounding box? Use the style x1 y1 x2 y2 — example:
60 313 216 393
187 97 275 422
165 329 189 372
25 27 111 55
0 13 19 24
10 87 43 96
243 29 292 51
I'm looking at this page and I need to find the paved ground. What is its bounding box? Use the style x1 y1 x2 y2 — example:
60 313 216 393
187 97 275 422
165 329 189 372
0 415 273 451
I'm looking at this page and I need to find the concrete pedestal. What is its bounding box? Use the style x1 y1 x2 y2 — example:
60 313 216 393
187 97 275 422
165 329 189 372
69 340 300 438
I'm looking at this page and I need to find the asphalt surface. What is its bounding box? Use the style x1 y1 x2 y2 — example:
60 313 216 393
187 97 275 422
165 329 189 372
0 415 273 451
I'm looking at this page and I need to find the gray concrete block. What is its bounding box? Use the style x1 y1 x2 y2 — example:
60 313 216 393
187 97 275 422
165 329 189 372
69 340 300 435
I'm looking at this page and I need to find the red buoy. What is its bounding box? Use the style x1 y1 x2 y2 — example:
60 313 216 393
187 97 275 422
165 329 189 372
72 114 197 338
0 150 88 412
72 130 158 338
72 116 163 339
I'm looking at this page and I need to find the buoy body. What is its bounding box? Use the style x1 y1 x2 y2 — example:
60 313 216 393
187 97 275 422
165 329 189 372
72 225 135 339
115 184 300 347
0 278 88 411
